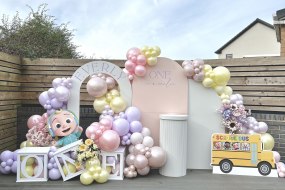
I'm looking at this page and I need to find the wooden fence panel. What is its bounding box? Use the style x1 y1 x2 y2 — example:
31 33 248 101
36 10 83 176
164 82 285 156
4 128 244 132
0 52 21 151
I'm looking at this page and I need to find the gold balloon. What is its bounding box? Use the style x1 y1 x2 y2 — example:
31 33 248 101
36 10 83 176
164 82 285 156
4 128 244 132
20 141 27 148
92 172 99 180
106 166 112 173
63 163 77 175
110 89 120 97
110 96 127 113
86 157 101 169
153 46 161 56
26 140 34 147
213 66 230 86
93 97 108 113
21 165 34 178
80 171 94 185
223 86 233 96
95 169 109 184
214 86 226 96
261 133 275 150
147 57 157 66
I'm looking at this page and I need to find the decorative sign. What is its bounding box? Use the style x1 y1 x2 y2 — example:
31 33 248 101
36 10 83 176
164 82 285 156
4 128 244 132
53 140 84 181
132 57 188 145
100 146 126 180
211 133 278 177
17 147 50 182
68 61 132 120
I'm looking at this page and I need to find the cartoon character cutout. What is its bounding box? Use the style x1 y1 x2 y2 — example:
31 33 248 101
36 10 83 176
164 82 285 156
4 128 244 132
232 142 240 151
48 110 83 147
213 142 222 150
223 142 231 150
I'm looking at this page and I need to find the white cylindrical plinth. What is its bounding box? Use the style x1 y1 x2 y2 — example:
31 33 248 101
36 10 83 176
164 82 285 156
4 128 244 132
159 114 188 177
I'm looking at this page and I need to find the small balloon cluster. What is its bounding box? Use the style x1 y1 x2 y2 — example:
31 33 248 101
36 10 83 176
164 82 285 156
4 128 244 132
80 157 109 185
76 139 109 185
39 77 73 115
0 150 18 174
47 146 61 180
87 74 127 114
26 113 53 146
203 65 232 104
272 151 285 178
123 46 161 80
182 59 205 81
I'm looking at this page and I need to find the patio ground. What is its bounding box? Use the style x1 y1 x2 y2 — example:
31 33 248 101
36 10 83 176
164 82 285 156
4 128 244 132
0 170 284 190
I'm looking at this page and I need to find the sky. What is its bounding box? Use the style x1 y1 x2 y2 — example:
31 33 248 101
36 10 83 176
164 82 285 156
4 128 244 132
0 0 284 60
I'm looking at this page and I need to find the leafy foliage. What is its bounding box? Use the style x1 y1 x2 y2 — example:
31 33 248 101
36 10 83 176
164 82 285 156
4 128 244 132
0 4 81 58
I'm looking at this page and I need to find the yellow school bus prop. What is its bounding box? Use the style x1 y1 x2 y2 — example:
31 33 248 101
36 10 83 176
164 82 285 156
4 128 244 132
211 133 276 176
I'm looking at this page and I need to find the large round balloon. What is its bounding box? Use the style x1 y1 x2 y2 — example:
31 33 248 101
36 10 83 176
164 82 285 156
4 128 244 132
27 115 42 129
261 133 275 150
87 77 107 98
112 118 130 136
98 130 120 152
110 96 127 113
148 146 167 168
213 66 230 86
55 86 70 102
125 107 141 122
93 97 108 113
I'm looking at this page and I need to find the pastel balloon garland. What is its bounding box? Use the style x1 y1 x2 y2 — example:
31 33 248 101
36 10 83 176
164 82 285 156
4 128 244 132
182 58 285 178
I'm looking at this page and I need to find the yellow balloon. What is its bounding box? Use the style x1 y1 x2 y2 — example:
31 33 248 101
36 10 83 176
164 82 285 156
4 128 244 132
110 89 120 97
145 51 151 58
20 141 27 148
222 99 230 104
95 169 109 184
88 166 97 175
223 86 233 96
93 97 108 113
86 157 101 169
106 166 112 173
21 165 34 178
140 46 148 53
203 64 212 72
63 163 77 175
261 133 275 150
110 96 127 113
202 78 214 88
80 171 94 185
213 66 230 86
92 172 99 180
147 57 157 66
94 166 102 173
153 46 161 56
105 93 113 103
220 93 229 100
214 86 225 96
26 140 34 147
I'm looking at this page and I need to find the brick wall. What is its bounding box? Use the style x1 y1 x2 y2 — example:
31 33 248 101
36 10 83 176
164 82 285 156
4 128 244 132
252 111 285 162
17 105 99 147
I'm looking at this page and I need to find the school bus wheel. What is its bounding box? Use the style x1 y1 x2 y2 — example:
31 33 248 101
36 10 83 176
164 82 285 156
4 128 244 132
219 159 233 173
257 161 271 176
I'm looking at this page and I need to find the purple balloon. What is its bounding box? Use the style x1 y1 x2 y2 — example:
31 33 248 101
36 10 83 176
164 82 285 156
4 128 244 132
70 151 77 160
6 159 13 166
47 109 55 115
0 165 10 174
258 122 268 133
1 162 6 167
11 161 17 173
50 98 63 109
125 107 141 122
48 88 56 99
52 78 62 88
39 91 50 107
0 150 13 162
112 118 130 136
47 163 53 170
13 149 19 161
4 166 11 172
107 156 116 164
49 168 61 180
130 121 143 133
50 146 57 152
49 157 55 164
53 163 58 169
55 86 70 102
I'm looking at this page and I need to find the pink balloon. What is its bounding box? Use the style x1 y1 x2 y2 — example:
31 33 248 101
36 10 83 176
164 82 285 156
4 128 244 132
136 55 146 66
106 77 116 90
99 118 113 130
137 166 150 176
126 154 135 166
126 47 141 59
86 77 107 98
134 155 148 169
27 115 42 129
183 64 195 77
41 113 48 123
133 144 145 155
99 130 120 152
182 60 193 68
273 151 281 163
134 65 146 77
148 146 167 168
85 122 100 139
125 60 136 72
